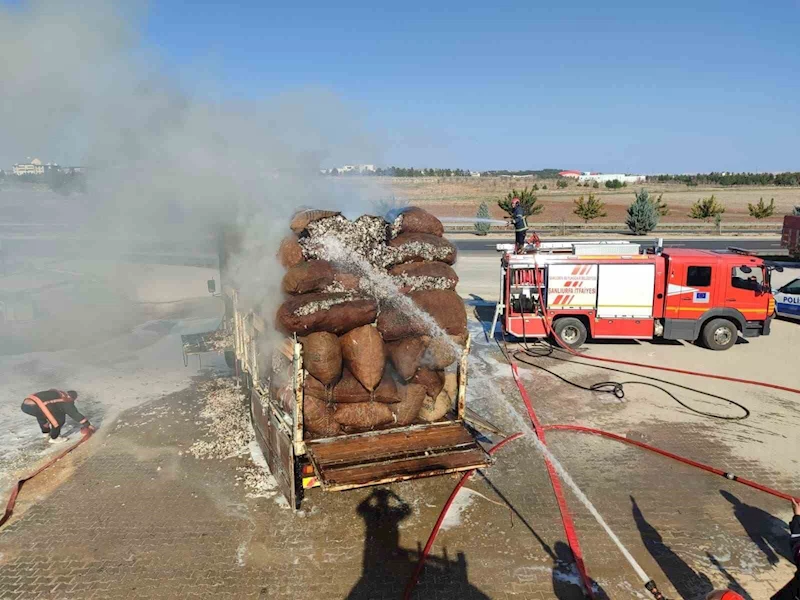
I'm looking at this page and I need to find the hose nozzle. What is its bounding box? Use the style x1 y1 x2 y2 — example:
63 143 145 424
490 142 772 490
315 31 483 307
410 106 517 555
645 580 669 600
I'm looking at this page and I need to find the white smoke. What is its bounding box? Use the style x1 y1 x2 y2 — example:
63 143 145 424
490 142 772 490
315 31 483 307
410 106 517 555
0 0 388 348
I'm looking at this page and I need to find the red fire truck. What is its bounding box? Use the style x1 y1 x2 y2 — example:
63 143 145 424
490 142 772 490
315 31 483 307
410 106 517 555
493 241 776 351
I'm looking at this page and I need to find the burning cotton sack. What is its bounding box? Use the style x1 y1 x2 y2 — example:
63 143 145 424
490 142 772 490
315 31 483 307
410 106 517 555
386 337 428 381
278 236 305 269
282 260 336 295
386 233 457 266
277 293 378 335
290 209 342 234
392 207 444 237
391 382 426 426
301 332 342 386
340 324 386 391
377 290 467 341
304 394 342 437
334 402 396 430
389 261 458 292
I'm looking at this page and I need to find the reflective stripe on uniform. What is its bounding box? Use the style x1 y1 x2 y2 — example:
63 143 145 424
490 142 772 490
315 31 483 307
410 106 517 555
24 395 60 428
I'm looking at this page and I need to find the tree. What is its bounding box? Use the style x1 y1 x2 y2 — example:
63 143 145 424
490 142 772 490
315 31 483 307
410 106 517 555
592 181 600 189
605 179 624 189
497 187 545 218
649 192 669 216
542 184 548 190
747 197 775 219
556 179 568 189
794 206 800 216
475 202 491 235
573 193 607 223
689 195 725 221
634 189 669 217
626 192 659 235
532 183 539 191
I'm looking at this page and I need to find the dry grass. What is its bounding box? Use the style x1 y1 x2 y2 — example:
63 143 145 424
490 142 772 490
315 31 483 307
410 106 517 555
335 177 799 224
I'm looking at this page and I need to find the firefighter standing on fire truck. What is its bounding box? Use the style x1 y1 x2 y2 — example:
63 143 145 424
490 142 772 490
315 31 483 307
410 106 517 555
510 197 529 253
20 389 94 444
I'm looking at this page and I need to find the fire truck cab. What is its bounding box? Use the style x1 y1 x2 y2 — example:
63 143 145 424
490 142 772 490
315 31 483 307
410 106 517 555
496 241 775 351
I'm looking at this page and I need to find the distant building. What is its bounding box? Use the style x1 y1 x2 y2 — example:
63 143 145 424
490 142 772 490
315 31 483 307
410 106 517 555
13 158 45 176
11 158 62 176
558 170 582 179
577 172 645 184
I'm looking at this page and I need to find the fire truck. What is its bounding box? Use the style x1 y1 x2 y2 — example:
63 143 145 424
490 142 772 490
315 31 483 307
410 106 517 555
492 241 776 351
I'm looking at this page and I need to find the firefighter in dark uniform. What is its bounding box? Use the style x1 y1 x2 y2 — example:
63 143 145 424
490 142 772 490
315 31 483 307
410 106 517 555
21 389 94 444
511 197 528 253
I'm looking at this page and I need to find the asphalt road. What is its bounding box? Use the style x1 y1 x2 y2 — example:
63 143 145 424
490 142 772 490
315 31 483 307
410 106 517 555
454 236 785 256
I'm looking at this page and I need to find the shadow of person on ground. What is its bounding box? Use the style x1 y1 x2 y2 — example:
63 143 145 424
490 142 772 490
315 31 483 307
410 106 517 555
478 474 608 599
720 490 791 566
631 495 714 599
347 488 490 600
551 541 609 600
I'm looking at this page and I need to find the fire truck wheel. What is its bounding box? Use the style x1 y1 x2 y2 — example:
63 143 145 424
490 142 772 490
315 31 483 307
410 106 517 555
701 318 738 351
553 317 587 349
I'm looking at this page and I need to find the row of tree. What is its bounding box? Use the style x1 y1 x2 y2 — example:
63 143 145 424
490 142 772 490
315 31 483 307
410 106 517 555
649 172 800 187
475 187 789 236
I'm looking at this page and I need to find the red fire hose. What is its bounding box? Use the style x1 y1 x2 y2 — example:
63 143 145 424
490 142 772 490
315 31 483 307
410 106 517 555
0 429 94 529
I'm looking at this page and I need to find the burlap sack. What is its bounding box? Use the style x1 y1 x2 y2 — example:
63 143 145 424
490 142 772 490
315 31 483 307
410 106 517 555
301 332 342 385
377 290 466 341
334 402 396 429
372 372 400 403
290 209 342 234
340 325 386 391
333 272 361 291
277 293 378 335
391 382 426 426
443 372 458 402
418 390 451 422
388 261 458 289
304 394 342 437
396 207 444 237
413 368 445 398
422 334 465 370
387 233 457 266
282 260 335 295
386 337 428 381
278 236 304 269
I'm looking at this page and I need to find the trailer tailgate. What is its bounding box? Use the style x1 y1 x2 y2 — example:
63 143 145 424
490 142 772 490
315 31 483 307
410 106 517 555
305 421 491 491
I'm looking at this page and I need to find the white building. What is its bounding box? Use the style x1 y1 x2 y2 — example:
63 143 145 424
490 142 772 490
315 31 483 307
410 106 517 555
577 172 645 184
13 158 45 176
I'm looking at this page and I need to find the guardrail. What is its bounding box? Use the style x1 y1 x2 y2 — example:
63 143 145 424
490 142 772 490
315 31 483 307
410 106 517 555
443 222 782 234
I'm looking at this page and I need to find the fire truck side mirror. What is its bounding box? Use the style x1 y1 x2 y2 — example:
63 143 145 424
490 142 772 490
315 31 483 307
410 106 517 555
739 265 752 274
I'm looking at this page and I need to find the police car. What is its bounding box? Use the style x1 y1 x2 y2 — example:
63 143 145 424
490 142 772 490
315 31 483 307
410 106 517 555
774 277 800 320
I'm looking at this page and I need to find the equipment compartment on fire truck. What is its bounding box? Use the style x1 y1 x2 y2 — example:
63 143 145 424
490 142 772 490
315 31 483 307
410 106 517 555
495 241 775 351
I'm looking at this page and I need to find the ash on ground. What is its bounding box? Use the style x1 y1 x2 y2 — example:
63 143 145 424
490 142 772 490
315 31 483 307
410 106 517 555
189 377 281 499
189 377 251 459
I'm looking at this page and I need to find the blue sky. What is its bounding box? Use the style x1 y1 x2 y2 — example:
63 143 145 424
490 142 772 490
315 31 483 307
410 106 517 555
53 1 800 172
